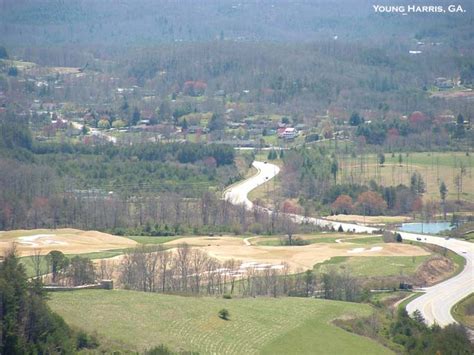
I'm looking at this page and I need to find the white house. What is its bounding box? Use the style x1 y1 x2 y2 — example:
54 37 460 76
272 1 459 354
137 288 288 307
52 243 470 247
278 127 298 139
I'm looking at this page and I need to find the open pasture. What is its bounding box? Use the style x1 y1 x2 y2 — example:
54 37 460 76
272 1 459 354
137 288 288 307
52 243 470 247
339 152 474 203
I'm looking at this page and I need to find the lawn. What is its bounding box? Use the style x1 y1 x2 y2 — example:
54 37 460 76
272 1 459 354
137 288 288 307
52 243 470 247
314 255 430 277
124 235 183 244
463 232 474 242
19 250 126 278
452 293 474 329
48 290 393 354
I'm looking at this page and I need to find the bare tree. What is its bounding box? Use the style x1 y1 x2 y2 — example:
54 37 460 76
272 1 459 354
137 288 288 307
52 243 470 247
31 248 43 279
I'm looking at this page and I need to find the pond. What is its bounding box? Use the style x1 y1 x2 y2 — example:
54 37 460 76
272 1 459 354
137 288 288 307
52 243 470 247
398 222 454 234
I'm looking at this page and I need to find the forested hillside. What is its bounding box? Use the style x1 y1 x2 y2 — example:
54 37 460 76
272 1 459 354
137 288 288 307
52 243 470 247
1 0 473 45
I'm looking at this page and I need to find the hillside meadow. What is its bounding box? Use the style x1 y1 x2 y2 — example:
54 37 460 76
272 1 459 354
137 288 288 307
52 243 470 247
48 290 393 354
339 152 473 203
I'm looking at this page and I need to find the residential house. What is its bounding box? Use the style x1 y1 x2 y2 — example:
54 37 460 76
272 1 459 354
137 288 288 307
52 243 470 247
278 127 298 139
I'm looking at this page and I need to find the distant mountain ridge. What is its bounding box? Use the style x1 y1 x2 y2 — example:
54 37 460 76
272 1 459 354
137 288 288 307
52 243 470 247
0 0 472 46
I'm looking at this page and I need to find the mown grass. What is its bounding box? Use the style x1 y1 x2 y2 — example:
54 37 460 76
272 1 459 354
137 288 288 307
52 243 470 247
19 250 126 278
48 290 392 354
349 237 384 244
314 255 430 278
124 235 183 244
397 292 424 310
463 232 474 242
452 293 474 329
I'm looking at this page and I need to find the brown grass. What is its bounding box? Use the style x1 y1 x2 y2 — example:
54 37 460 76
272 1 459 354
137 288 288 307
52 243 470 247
0 228 137 257
325 215 412 225
163 236 429 272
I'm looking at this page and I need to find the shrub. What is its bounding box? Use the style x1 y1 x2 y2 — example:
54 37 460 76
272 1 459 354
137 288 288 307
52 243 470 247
382 231 397 243
223 294 232 299
218 308 230 320
249 222 263 234
76 331 99 349
279 236 309 246
146 344 173 355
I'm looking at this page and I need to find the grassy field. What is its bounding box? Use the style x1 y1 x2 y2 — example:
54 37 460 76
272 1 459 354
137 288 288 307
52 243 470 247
19 250 126 278
326 215 411 225
339 151 474 203
314 255 430 277
452 293 474 329
124 235 183 244
48 290 392 354
248 157 283 204
462 231 474 242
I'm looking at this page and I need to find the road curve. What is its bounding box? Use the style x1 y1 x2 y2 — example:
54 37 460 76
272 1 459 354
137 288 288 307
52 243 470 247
224 161 474 327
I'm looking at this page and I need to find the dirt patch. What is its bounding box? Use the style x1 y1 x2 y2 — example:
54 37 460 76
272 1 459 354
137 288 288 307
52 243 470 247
161 236 429 272
0 228 137 257
414 255 455 286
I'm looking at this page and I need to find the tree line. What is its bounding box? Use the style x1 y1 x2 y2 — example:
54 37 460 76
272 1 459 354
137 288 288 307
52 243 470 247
118 243 363 302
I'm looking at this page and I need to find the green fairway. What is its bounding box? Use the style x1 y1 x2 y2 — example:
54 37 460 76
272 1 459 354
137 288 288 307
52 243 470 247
48 290 393 354
314 255 430 277
124 235 183 244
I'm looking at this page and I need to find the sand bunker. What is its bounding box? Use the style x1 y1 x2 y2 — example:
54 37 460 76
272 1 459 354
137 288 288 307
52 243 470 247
348 246 383 253
17 234 66 247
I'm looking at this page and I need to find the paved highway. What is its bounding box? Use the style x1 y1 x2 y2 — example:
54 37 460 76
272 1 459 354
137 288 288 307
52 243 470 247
224 161 474 327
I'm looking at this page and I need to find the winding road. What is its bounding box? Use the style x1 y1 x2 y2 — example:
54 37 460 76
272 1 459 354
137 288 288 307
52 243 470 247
224 161 474 327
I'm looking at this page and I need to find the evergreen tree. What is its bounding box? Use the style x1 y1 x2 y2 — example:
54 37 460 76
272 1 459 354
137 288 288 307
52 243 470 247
349 112 364 126
331 159 338 183
0 46 8 59
131 107 141 126
207 113 225 131
378 152 385 166
0 250 79 353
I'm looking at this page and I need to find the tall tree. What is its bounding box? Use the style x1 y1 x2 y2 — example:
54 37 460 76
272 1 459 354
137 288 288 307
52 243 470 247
439 181 447 219
47 251 69 283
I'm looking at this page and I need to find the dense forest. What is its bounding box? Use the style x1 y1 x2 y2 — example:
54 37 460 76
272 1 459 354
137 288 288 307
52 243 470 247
1 0 472 45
